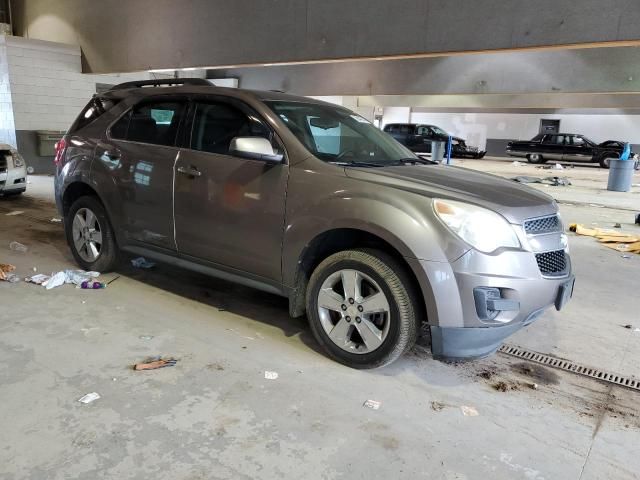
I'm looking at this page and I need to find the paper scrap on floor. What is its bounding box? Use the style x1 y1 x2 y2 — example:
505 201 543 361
569 223 640 254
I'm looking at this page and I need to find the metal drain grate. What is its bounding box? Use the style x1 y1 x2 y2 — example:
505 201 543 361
499 344 640 392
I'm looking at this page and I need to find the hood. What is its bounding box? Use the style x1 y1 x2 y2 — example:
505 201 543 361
345 165 556 223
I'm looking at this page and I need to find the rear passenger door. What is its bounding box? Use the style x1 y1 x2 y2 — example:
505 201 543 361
96 97 187 250
540 134 565 161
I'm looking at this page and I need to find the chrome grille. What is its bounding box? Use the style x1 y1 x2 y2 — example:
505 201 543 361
524 215 561 234
535 250 567 276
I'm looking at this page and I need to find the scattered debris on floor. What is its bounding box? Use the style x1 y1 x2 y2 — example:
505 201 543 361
50 218 62 223
493 381 520 392
430 401 446 411
511 176 571 186
5 210 24 216
0 263 17 282
9 241 28 252
133 357 177 371
131 256 156 269
476 369 496 380
25 273 50 285
363 399 381 410
623 324 633 329
554 163 564 170
460 405 479 417
35 270 101 290
80 280 105 289
139 335 154 340
107 275 120 286
569 224 640 254
511 161 524 166
614 223 622 228
78 392 101 404
264 371 279 380
510 362 560 385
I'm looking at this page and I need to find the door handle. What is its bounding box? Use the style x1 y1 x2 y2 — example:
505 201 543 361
177 165 202 177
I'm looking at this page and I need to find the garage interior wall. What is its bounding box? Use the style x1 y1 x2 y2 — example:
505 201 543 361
406 110 640 155
2 35 157 173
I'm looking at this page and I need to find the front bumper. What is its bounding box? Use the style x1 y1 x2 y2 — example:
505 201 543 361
0 164 27 194
409 248 573 361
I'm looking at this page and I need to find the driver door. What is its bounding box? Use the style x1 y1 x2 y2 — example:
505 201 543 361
173 98 288 282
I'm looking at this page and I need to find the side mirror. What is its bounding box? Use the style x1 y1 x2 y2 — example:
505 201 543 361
229 137 284 163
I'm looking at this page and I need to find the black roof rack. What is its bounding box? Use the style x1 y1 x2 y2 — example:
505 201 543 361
110 78 212 91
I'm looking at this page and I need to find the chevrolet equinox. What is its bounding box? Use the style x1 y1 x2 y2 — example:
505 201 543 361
54 79 574 369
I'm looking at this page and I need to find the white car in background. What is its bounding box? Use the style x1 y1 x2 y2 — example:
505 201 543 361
0 144 27 196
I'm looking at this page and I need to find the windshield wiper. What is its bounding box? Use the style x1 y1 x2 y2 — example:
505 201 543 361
330 160 384 168
389 157 437 166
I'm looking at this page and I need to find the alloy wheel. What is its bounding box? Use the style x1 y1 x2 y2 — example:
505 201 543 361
317 269 391 354
72 207 103 262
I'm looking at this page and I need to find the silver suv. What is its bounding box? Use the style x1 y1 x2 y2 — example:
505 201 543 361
54 79 574 368
1 144 27 196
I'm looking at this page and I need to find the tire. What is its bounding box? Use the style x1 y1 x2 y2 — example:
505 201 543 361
65 195 118 272
598 152 617 169
306 249 419 369
526 153 545 164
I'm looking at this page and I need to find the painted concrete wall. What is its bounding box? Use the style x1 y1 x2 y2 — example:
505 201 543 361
220 46 640 97
1 35 155 172
410 111 640 146
0 38 16 146
11 0 640 73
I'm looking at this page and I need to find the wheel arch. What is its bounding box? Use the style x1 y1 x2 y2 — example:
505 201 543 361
61 181 122 247
287 227 427 325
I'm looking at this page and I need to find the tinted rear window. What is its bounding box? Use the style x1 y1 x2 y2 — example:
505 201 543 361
70 97 120 133
110 100 186 146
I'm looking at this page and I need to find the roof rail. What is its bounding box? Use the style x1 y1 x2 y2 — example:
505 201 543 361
110 78 212 91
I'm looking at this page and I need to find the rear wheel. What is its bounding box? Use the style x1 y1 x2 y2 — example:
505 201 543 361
65 195 118 272
527 153 545 164
306 249 419 369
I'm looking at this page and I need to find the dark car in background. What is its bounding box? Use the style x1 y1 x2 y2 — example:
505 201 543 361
506 133 637 168
383 123 486 159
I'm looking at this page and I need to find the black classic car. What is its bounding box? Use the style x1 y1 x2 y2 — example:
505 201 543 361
506 133 636 168
383 123 486 159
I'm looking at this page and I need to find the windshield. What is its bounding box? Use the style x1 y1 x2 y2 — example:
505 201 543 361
430 126 448 136
265 101 420 166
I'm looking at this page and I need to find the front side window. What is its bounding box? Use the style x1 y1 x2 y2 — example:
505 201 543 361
266 101 418 166
416 126 429 136
190 102 271 155
430 126 449 136
110 100 185 146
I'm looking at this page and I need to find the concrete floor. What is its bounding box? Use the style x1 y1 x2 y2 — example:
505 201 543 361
1 159 639 480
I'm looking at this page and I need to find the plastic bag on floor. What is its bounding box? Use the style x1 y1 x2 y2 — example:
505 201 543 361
43 270 100 290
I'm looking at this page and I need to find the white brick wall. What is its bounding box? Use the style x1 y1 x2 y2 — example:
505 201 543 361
4 36 155 132
0 38 16 146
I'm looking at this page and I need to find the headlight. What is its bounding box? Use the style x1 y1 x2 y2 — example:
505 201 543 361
433 199 520 253
12 152 25 168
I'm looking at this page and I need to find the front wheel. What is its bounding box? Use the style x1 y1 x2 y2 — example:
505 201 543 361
65 195 118 272
306 249 419 369
598 152 617 169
